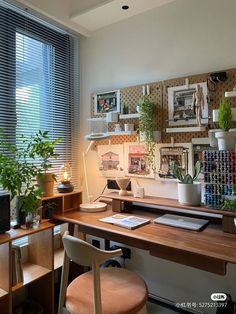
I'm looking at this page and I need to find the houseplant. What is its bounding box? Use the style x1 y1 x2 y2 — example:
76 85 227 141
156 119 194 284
0 132 42 226
215 99 236 150
29 130 62 196
171 160 202 205
137 96 160 171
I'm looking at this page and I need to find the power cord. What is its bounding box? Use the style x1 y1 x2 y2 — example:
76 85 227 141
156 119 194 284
93 183 108 202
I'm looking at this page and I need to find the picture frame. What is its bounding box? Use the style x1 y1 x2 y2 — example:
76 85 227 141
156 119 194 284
167 82 208 126
156 143 193 180
93 90 120 115
124 143 155 179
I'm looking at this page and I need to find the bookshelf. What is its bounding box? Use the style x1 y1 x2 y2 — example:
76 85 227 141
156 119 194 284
0 190 82 313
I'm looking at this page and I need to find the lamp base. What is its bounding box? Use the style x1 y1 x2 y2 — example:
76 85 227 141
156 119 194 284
80 202 107 212
57 182 74 193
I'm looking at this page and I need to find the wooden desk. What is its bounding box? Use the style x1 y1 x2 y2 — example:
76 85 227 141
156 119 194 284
53 208 236 276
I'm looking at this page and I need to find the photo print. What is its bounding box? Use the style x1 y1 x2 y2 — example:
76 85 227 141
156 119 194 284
97 144 124 177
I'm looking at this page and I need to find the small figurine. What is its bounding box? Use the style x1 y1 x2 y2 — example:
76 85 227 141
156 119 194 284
192 84 204 126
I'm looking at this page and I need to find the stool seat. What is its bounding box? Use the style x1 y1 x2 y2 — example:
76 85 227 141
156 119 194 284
66 268 148 314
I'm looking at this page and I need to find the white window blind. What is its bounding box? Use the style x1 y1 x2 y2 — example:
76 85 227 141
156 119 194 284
0 2 79 187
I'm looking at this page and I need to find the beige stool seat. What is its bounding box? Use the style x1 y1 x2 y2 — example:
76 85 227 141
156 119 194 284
66 268 148 314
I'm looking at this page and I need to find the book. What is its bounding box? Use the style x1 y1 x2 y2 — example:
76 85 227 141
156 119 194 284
99 214 151 230
12 245 23 285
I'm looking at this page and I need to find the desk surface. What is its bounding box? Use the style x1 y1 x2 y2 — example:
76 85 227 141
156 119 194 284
53 209 236 275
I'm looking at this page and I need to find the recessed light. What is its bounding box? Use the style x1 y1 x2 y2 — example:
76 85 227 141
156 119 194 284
122 5 129 10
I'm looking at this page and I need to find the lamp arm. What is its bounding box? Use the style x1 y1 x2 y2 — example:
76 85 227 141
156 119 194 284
83 141 95 203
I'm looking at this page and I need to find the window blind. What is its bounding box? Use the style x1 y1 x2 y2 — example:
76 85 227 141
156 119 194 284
0 2 79 188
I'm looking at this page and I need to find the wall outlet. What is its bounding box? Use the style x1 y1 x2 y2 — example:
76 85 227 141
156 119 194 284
92 239 100 248
107 179 131 191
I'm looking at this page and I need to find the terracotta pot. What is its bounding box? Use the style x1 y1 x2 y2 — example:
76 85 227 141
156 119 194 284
37 173 54 197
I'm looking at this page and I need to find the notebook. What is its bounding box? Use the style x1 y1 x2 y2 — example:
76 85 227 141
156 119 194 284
99 214 151 230
154 214 209 231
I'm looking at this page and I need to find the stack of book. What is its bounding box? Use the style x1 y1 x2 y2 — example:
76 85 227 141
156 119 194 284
12 245 23 286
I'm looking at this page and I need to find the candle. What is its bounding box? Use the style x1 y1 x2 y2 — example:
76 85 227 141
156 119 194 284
142 86 146 96
146 85 150 95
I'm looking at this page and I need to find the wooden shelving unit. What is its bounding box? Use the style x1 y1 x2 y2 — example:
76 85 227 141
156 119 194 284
0 191 82 313
41 190 82 218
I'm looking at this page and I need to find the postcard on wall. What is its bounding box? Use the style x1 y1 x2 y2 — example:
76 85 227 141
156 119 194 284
156 143 193 180
93 90 120 115
97 144 124 177
124 143 155 178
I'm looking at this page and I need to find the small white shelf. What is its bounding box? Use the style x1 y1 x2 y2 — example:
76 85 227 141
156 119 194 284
119 113 139 119
166 126 206 133
108 131 137 136
225 91 236 98
213 108 236 121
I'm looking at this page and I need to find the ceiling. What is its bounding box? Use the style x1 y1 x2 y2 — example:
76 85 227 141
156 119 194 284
70 0 176 32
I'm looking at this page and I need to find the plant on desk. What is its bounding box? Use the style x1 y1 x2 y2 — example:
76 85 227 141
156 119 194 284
171 160 202 206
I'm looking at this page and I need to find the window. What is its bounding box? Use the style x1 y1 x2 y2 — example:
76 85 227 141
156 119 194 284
0 4 79 186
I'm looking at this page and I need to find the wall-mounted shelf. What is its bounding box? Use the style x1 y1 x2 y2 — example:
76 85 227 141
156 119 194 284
166 126 206 133
213 108 236 122
108 131 137 136
225 90 236 98
119 113 139 119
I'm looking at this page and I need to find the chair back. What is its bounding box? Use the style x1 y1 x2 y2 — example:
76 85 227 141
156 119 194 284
59 232 122 314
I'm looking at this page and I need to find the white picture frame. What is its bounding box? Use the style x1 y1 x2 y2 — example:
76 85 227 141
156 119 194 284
93 90 120 115
168 82 208 126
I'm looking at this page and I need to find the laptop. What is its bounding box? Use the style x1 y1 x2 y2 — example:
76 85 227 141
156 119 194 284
154 214 209 231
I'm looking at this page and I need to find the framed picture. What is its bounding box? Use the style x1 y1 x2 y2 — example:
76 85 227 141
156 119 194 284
168 82 208 126
97 144 124 178
124 143 155 179
93 90 120 115
156 143 193 180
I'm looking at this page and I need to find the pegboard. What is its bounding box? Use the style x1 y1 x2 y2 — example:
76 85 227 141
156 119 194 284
91 68 236 146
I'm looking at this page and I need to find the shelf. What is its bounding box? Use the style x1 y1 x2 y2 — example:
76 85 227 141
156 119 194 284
225 90 236 98
0 288 8 298
54 248 64 270
12 263 51 291
119 113 139 119
166 126 206 133
212 108 236 121
108 131 137 136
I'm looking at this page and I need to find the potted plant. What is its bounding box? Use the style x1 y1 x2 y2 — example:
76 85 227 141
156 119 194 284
29 130 62 197
0 132 42 226
137 96 160 171
215 99 236 150
171 160 202 205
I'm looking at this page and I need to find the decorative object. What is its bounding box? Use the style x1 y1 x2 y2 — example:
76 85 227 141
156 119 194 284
57 163 74 193
97 144 125 178
215 99 236 150
85 118 110 140
192 84 204 126
156 143 193 180
115 177 130 196
0 131 42 225
30 130 62 197
133 186 144 198
93 90 120 115
171 160 202 205
168 82 208 126
124 143 155 178
137 96 158 171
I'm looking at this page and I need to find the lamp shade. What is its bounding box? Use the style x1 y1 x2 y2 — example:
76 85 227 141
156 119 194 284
85 118 110 141
57 163 74 193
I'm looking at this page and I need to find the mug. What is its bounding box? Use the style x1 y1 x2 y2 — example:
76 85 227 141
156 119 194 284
124 123 134 132
115 124 121 133
133 187 144 198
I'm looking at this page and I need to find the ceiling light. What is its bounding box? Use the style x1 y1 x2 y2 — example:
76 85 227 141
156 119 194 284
122 5 129 10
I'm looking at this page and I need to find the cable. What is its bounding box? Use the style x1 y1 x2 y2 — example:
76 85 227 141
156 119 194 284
93 183 108 202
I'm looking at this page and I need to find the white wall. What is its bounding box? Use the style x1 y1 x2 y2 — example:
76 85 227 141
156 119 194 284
80 0 236 311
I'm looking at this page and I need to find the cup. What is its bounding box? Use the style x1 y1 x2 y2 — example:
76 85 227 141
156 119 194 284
133 187 144 198
115 124 121 133
124 123 134 132
106 112 118 123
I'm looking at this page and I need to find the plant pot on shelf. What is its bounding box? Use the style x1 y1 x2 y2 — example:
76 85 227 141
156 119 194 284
215 130 236 151
16 196 26 226
177 182 201 206
37 173 55 197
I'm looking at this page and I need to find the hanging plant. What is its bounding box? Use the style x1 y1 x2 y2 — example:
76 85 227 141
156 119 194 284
137 96 157 171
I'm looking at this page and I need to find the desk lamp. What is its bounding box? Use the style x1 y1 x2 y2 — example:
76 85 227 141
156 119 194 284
80 118 110 212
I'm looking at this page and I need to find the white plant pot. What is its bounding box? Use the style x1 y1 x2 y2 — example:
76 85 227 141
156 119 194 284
208 129 221 148
177 182 201 206
215 131 236 151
